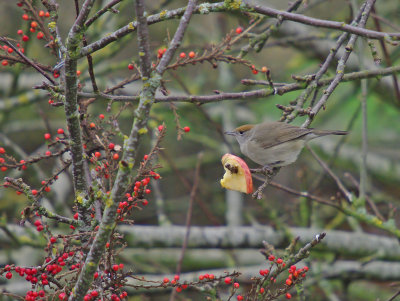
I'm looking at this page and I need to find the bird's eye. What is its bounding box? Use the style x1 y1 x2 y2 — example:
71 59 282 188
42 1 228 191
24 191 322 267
238 131 244 135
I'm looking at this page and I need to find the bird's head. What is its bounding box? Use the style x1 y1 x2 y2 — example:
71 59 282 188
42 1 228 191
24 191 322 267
224 124 255 145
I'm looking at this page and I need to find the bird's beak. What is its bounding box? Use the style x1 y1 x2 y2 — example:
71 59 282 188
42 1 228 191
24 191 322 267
224 131 236 136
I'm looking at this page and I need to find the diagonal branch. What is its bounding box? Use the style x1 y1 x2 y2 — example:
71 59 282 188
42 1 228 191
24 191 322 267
67 1 198 300
303 0 376 127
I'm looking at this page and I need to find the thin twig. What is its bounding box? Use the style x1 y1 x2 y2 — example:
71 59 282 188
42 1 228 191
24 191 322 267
344 172 385 221
306 145 352 203
170 152 203 301
0 37 56 84
371 6 400 103
73 65 400 104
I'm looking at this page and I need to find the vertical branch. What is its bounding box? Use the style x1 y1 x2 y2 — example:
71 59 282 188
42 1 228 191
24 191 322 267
135 0 152 78
68 1 198 300
359 70 368 201
64 0 96 230
351 0 369 201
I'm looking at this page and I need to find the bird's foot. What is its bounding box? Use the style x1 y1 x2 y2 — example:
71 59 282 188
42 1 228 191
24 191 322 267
250 165 275 176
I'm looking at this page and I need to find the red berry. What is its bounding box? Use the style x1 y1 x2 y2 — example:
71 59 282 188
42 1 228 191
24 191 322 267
84 295 90 301
22 14 29 20
224 277 232 284
17 29 23 35
286 293 292 299
163 277 169 283
259 288 265 294
145 189 151 194
176 287 182 292
113 153 119 160
268 255 275 261
174 274 180 281
39 10 45 17
142 199 148 206
158 125 164 132
188 51 195 58
58 292 66 300
73 212 79 220
252 69 258 74
45 12 50 17
1 166 8 172
44 186 51 192
89 122 96 128
5 272 12 279
76 70 81 76
183 126 190 133
286 279 292 286
44 133 51 140
108 143 115 150
99 114 105 119
94 152 101 158
45 151 51 156
2 60 8 66
112 264 119 272
32 189 38 195
237 295 243 301
261 66 268 73
50 237 57 243
7 48 13 53
0 147 5 154
91 291 99 297
22 35 29 42
234 282 240 288
94 272 99 279
128 64 134 70
276 258 283 264
179 52 186 58
235 27 243 34
57 128 64 135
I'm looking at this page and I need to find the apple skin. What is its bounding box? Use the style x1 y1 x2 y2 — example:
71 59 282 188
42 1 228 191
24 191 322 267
220 153 253 194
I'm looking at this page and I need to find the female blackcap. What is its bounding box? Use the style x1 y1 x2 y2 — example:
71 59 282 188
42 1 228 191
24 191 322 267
225 121 347 167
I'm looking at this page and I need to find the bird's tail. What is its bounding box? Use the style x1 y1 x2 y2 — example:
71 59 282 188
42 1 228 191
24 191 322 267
312 129 348 136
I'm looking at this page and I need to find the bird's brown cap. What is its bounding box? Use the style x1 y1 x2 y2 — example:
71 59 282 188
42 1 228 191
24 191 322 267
235 124 255 133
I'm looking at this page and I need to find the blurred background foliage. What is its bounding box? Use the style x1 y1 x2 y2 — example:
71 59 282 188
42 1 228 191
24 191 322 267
0 0 400 300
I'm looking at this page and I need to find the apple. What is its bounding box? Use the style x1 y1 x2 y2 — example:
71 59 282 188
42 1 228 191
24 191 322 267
220 153 253 194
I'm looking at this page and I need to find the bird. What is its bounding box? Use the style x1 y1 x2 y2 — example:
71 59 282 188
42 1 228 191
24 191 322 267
225 121 347 168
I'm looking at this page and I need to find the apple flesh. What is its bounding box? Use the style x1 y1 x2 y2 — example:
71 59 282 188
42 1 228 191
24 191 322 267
220 153 253 194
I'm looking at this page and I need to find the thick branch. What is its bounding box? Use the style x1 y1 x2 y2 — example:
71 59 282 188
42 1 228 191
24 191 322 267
79 2 400 58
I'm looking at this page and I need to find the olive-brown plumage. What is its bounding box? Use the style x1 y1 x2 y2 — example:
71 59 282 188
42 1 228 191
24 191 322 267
225 121 347 167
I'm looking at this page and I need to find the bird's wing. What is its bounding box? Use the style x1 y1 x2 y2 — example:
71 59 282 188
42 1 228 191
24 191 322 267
251 122 312 149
